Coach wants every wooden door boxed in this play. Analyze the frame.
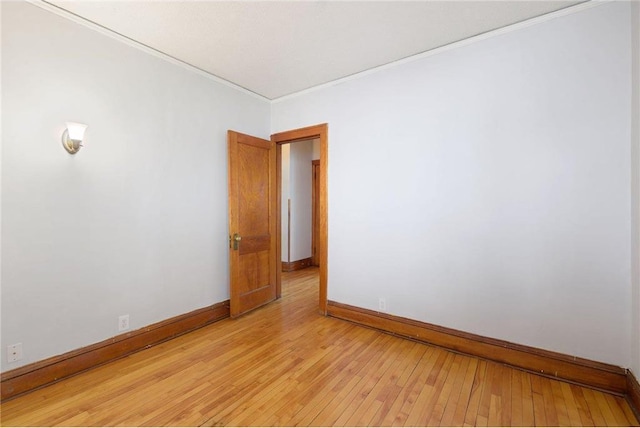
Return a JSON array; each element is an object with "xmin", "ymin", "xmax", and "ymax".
[
  {"xmin": 228, "ymin": 130, "xmax": 277, "ymax": 317},
  {"xmin": 311, "ymin": 159, "xmax": 320, "ymax": 267}
]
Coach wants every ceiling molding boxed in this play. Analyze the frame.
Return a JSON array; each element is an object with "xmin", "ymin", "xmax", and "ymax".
[
  {"xmin": 25, "ymin": 0, "xmax": 606, "ymax": 104},
  {"xmin": 27, "ymin": 0, "xmax": 271, "ymax": 103},
  {"xmin": 272, "ymin": 0, "xmax": 607, "ymax": 104}
]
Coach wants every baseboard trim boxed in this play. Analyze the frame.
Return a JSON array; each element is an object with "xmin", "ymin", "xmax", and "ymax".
[
  {"xmin": 326, "ymin": 300, "xmax": 627, "ymax": 395},
  {"xmin": 627, "ymin": 370, "xmax": 640, "ymax": 422},
  {"xmin": 282, "ymin": 257, "xmax": 313, "ymax": 272},
  {"xmin": 1, "ymin": 300, "xmax": 230, "ymax": 401}
]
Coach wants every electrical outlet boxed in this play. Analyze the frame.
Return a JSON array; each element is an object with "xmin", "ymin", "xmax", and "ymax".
[
  {"xmin": 378, "ymin": 298, "xmax": 386, "ymax": 312},
  {"xmin": 7, "ymin": 343, "xmax": 23, "ymax": 363},
  {"xmin": 118, "ymin": 314, "xmax": 130, "ymax": 332}
]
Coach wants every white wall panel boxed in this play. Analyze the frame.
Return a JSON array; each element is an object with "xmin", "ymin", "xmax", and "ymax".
[
  {"xmin": 273, "ymin": 2, "xmax": 632, "ymax": 366},
  {"xmin": 1, "ymin": 1, "xmax": 270, "ymax": 371}
]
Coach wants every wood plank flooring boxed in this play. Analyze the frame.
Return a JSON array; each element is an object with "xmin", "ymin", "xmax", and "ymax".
[{"xmin": 1, "ymin": 267, "xmax": 638, "ymax": 426}]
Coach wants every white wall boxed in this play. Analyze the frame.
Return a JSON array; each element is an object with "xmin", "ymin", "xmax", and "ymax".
[
  {"xmin": 2, "ymin": 0, "xmax": 636, "ymax": 374},
  {"xmin": 281, "ymin": 139, "xmax": 314, "ymax": 262},
  {"xmin": 631, "ymin": 0, "xmax": 640, "ymax": 378},
  {"xmin": 0, "ymin": 1, "xmax": 270, "ymax": 371},
  {"xmin": 0, "ymin": 0, "xmax": 4, "ymax": 348},
  {"xmin": 281, "ymin": 144, "xmax": 291, "ymax": 260},
  {"xmin": 289, "ymin": 140, "xmax": 314, "ymax": 262},
  {"xmin": 273, "ymin": 2, "xmax": 632, "ymax": 366}
]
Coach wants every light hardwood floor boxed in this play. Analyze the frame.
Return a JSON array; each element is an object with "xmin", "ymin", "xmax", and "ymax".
[{"xmin": 1, "ymin": 268, "xmax": 638, "ymax": 426}]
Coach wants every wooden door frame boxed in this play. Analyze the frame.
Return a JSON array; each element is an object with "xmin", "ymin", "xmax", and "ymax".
[{"xmin": 272, "ymin": 124, "xmax": 328, "ymax": 314}]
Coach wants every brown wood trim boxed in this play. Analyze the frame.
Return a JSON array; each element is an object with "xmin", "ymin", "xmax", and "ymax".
[
  {"xmin": 326, "ymin": 300, "xmax": 627, "ymax": 394},
  {"xmin": 318, "ymin": 126, "xmax": 328, "ymax": 315},
  {"xmin": 271, "ymin": 124, "xmax": 323, "ymax": 143},
  {"xmin": 628, "ymin": 370, "xmax": 640, "ymax": 422},
  {"xmin": 1, "ymin": 300, "xmax": 230, "ymax": 401},
  {"xmin": 275, "ymin": 145, "xmax": 282, "ymax": 298},
  {"xmin": 227, "ymin": 130, "xmax": 240, "ymax": 316},
  {"xmin": 282, "ymin": 257, "xmax": 313, "ymax": 272},
  {"xmin": 272, "ymin": 123, "xmax": 328, "ymax": 315}
]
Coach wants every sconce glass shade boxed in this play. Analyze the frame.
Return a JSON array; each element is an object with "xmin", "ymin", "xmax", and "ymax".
[
  {"xmin": 62, "ymin": 122, "xmax": 87, "ymax": 154},
  {"xmin": 66, "ymin": 122, "xmax": 87, "ymax": 140}
]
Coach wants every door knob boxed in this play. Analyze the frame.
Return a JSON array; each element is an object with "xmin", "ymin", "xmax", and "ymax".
[{"xmin": 232, "ymin": 233, "xmax": 242, "ymax": 250}]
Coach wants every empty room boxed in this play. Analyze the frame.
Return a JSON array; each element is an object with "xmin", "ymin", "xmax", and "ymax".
[{"xmin": 1, "ymin": 0, "xmax": 639, "ymax": 426}]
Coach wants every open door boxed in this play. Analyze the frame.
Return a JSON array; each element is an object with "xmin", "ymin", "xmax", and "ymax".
[{"xmin": 228, "ymin": 130, "xmax": 277, "ymax": 317}]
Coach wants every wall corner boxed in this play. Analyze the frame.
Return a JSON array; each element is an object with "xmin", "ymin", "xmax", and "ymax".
[{"xmin": 631, "ymin": 0, "xmax": 640, "ymax": 378}]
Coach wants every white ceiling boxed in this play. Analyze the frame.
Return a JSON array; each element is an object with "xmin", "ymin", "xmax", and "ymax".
[{"xmin": 47, "ymin": 1, "xmax": 583, "ymax": 100}]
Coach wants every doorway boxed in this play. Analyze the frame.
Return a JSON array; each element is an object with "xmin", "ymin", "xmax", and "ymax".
[{"xmin": 272, "ymin": 124, "xmax": 328, "ymax": 314}]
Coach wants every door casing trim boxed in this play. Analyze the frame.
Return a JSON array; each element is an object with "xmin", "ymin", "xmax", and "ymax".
[{"xmin": 272, "ymin": 124, "xmax": 328, "ymax": 314}]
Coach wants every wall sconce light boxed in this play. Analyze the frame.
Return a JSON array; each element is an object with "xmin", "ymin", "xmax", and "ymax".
[{"xmin": 61, "ymin": 122, "xmax": 88, "ymax": 154}]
